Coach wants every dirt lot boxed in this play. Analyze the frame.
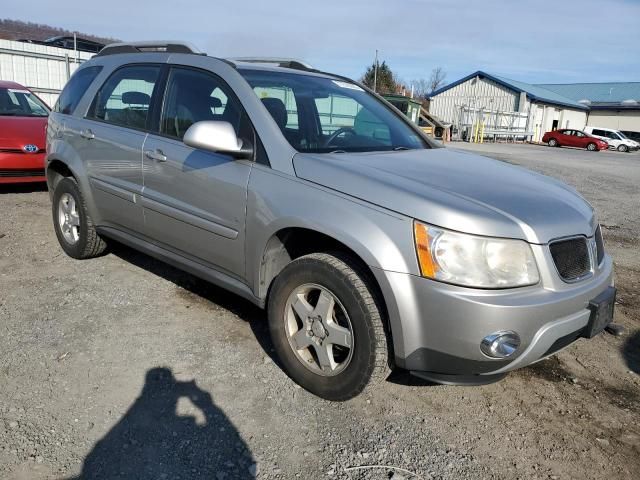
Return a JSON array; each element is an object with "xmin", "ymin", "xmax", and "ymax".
[{"xmin": 1, "ymin": 142, "xmax": 639, "ymax": 480}]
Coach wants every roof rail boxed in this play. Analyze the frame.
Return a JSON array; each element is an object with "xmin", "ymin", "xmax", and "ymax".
[
  {"xmin": 96, "ymin": 41, "xmax": 204, "ymax": 57},
  {"xmin": 228, "ymin": 57, "xmax": 314, "ymax": 70}
]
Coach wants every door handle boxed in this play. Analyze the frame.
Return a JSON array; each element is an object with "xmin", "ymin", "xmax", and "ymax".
[
  {"xmin": 144, "ymin": 149, "xmax": 167, "ymax": 162},
  {"xmin": 80, "ymin": 128, "xmax": 95, "ymax": 140}
]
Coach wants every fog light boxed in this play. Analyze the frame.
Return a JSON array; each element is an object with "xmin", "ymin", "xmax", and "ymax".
[{"xmin": 480, "ymin": 331, "xmax": 520, "ymax": 358}]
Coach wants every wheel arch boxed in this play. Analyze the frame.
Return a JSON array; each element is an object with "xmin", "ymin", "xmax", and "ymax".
[
  {"xmin": 46, "ymin": 158, "xmax": 76, "ymax": 192},
  {"xmin": 259, "ymin": 226, "xmax": 397, "ymax": 365},
  {"xmin": 259, "ymin": 227, "xmax": 385, "ymax": 303}
]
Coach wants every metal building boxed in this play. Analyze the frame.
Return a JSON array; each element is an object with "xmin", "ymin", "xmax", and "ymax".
[
  {"xmin": 538, "ymin": 82, "xmax": 640, "ymax": 132},
  {"xmin": 0, "ymin": 39, "xmax": 92, "ymax": 107},
  {"xmin": 428, "ymin": 71, "xmax": 590, "ymax": 142}
]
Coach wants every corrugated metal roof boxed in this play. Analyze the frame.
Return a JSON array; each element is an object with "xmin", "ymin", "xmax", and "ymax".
[
  {"xmin": 535, "ymin": 82, "xmax": 640, "ymax": 106},
  {"xmin": 428, "ymin": 71, "xmax": 588, "ymax": 110},
  {"xmin": 491, "ymin": 74, "xmax": 588, "ymax": 110}
]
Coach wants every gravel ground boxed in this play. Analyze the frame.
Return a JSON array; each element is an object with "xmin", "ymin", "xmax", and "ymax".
[{"xmin": 1, "ymin": 142, "xmax": 639, "ymax": 480}]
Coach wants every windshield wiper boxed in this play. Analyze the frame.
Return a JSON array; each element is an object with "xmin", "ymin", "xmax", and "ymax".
[
  {"xmin": 329, "ymin": 150, "xmax": 347, "ymax": 154},
  {"xmin": 393, "ymin": 146, "xmax": 410, "ymax": 151}
]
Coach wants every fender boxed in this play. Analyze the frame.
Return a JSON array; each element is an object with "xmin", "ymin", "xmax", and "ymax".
[{"xmin": 245, "ymin": 165, "xmax": 419, "ymax": 360}]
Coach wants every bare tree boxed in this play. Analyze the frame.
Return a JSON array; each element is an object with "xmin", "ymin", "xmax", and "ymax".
[
  {"xmin": 428, "ymin": 67, "xmax": 447, "ymax": 94},
  {"xmin": 410, "ymin": 78, "xmax": 431, "ymax": 99},
  {"xmin": 409, "ymin": 68, "xmax": 447, "ymax": 100}
]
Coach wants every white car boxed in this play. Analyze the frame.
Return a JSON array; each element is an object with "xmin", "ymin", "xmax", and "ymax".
[{"xmin": 584, "ymin": 126, "xmax": 639, "ymax": 152}]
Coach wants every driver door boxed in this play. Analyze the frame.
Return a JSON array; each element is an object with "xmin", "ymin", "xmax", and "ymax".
[
  {"xmin": 573, "ymin": 130, "xmax": 588, "ymax": 148},
  {"xmin": 141, "ymin": 66, "xmax": 254, "ymax": 279}
]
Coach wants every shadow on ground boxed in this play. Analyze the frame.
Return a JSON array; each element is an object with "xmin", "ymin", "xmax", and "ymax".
[
  {"xmin": 0, "ymin": 183, "xmax": 48, "ymax": 194},
  {"xmin": 109, "ymin": 243, "xmax": 279, "ymax": 366},
  {"xmin": 623, "ymin": 330, "xmax": 640, "ymax": 374},
  {"xmin": 69, "ymin": 367, "xmax": 254, "ymax": 480}
]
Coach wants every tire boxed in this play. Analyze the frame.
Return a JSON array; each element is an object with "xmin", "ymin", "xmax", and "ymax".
[
  {"xmin": 267, "ymin": 252, "xmax": 390, "ymax": 401},
  {"xmin": 587, "ymin": 142, "xmax": 597, "ymax": 151},
  {"xmin": 548, "ymin": 138, "xmax": 558, "ymax": 147},
  {"xmin": 617, "ymin": 144, "xmax": 629, "ymax": 153},
  {"xmin": 52, "ymin": 177, "xmax": 107, "ymax": 259}
]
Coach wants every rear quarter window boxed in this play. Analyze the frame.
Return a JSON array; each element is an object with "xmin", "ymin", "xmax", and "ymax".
[{"xmin": 54, "ymin": 66, "xmax": 103, "ymax": 115}]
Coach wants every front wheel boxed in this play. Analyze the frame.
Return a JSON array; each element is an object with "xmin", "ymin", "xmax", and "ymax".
[
  {"xmin": 548, "ymin": 138, "xmax": 558, "ymax": 147},
  {"xmin": 267, "ymin": 252, "xmax": 390, "ymax": 401},
  {"xmin": 617, "ymin": 144, "xmax": 629, "ymax": 153}
]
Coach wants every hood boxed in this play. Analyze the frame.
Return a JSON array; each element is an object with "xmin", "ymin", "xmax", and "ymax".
[
  {"xmin": 0, "ymin": 116, "xmax": 47, "ymax": 149},
  {"xmin": 293, "ymin": 148, "xmax": 596, "ymax": 244}
]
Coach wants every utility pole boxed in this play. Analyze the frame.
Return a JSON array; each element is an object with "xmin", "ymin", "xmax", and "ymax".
[
  {"xmin": 373, "ymin": 49, "xmax": 378, "ymax": 93},
  {"xmin": 73, "ymin": 32, "xmax": 79, "ymax": 66}
]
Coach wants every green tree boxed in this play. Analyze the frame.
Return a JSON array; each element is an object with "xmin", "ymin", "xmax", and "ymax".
[{"xmin": 361, "ymin": 60, "xmax": 398, "ymax": 94}]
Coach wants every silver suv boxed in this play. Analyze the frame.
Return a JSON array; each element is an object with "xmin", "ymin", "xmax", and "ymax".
[{"xmin": 46, "ymin": 42, "xmax": 615, "ymax": 400}]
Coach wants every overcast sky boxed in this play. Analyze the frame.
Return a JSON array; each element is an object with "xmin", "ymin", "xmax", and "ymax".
[{"xmin": 4, "ymin": 0, "xmax": 640, "ymax": 86}]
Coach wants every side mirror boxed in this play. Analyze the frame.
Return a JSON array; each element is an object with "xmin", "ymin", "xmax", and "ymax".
[{"xmin": 183, "ymin": 121, "xmax": 253, "ymax": 159}]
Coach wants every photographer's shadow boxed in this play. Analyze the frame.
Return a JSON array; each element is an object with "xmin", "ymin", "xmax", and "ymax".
[{"xmin": 73, "ymin": 367, "xmax": 254, "ymax": 479}]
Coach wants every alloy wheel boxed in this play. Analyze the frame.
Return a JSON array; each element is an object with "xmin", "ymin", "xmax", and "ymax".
[
  {"xmin": 284, "ymin": 283, "xmax": 354, "ymax": 376},
  {"xmin": 58, "ymin": 193, "xmax": 80, "ymax": 244}
]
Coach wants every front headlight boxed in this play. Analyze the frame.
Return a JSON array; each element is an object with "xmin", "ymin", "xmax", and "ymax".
[{"xmin": 414, "ymin": 221, "xmax": 540, "ymax": 288}]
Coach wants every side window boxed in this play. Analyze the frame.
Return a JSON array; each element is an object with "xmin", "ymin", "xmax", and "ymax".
[
  {"xmin": 89, "ymin": 65, "xmax": 161, "ymax": 130},
  {"xmin": 315, "ymin": 94, "xmax": 391, "ymax": 145},
  {"xmin": 54, "ymin": 66, "xmax": 103, "ymax": 115},
  {"xmin": 253, "ymin": 85, "xmax": 300, "ymax": 131},
  {"xmin": 575, "ymin": 131, "xmax": 585, "ymax": 137},
  {"xmin": 315, "ymin": 94, "xmax": 359, "ymax": 135},
  {"xmin": 592, "ymin": 129, "xmax": 605, "ymax": 136},
  {"xmin": 160, "ymin": 67, "xmax": 253, "ymax": 144}
]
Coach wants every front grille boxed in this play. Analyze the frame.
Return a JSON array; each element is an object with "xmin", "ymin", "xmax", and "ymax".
[
  {"xmin": 549, "ymin": 237, "xmax": 591, "ymax": 281},
  {"xmin": 0, "ymin": 168, "xmax": 45, "ymax": 177},
  {"xmin": 595, "ymin": 225, "xmax": 605, "ymax": 265},
  {"xmin": 0, "ymin": 148, "xmax": 45, "ymax": 154}
]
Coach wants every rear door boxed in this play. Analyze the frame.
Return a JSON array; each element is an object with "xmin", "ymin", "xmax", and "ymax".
[
  {"xmin": 77, "ymin": 64, "xmax": 163, "ymax": 233},
  {"xmin": 557, "ymin": 129, "xmax": 574, "ymax": 146},
  {"xmin": 140, "ymin": 66, "xmax": 254, "ymax": 279}
]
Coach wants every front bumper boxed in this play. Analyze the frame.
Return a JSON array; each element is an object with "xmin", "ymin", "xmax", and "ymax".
[
  {"xmin": 0, "ymin": 152, "xmax": 46, "ymax": 183},
  {"xmin": 372, "ymin": 251, "xmax": 614, "ymax": 381}
]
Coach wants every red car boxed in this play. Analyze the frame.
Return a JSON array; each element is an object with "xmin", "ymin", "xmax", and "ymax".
[
  {"xmin": 0, "ymin": 81, "xmax": 50, "ymax": 184},
  {"xmin": 542, "ymin": 129, "xmax": 608, "ymax": 151}
]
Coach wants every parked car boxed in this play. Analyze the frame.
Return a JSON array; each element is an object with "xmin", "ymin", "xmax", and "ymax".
[
  {"xmin": 583, "ymin": 126, "xmax": 640, "ymax": 152},
  {"xmin": 542, "ymin": 129, "xmax": 608, "ymax": 151},
  {"xmin": 46, "ymin": 42, "xmax": 615, "ymax": 400},
  {"xmin": 0, "ymin": 81, "xmax": 49, "ymax": 183},
  {"xmin": 621, "ymin": 130, "xmax": 640, "ymax": 144}
]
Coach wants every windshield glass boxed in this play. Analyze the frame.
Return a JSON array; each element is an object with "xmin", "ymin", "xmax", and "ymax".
[
  {"xmin": 617, "ymin": 131, "xmax": 628, "ymax": 139},
  {"xmin": 0, "ymin": 87, "xmax": 49, "ymax": 117},
  {"xmin": 239, "ymin": 69, "xmax": 428, "ymax": 153}
]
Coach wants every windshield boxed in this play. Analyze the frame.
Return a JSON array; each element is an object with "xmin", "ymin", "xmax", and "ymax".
[
  {"xmin": 239, "ymin": 69, "xmax": 428, "ymax": 153},
  {"xmin": 617, "ymin": 131, "xmax": 628, "ymax": 139},
  {"xmin": 0, "ymin": 88, "xmax": 49, "ymax": 117}
]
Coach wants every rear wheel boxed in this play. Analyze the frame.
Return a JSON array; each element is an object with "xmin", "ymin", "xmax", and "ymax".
[
  {"xmin": 52, "ymin": 177, "xmax": 107, "ymax": 259},
  {"xmin": 548, "ymin": 138, "xmax": 558, "ymax": 147},
  {"xmin": 617, "ymin": 144, "xmax": 629, "ymax": 153},
  {"xmin": 267, "ymin": 252, "xmax": 390, "ymax": 401},
  {"xmin": 587, "ymin": 142, "xmax": 597, "ymax": 151}
]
